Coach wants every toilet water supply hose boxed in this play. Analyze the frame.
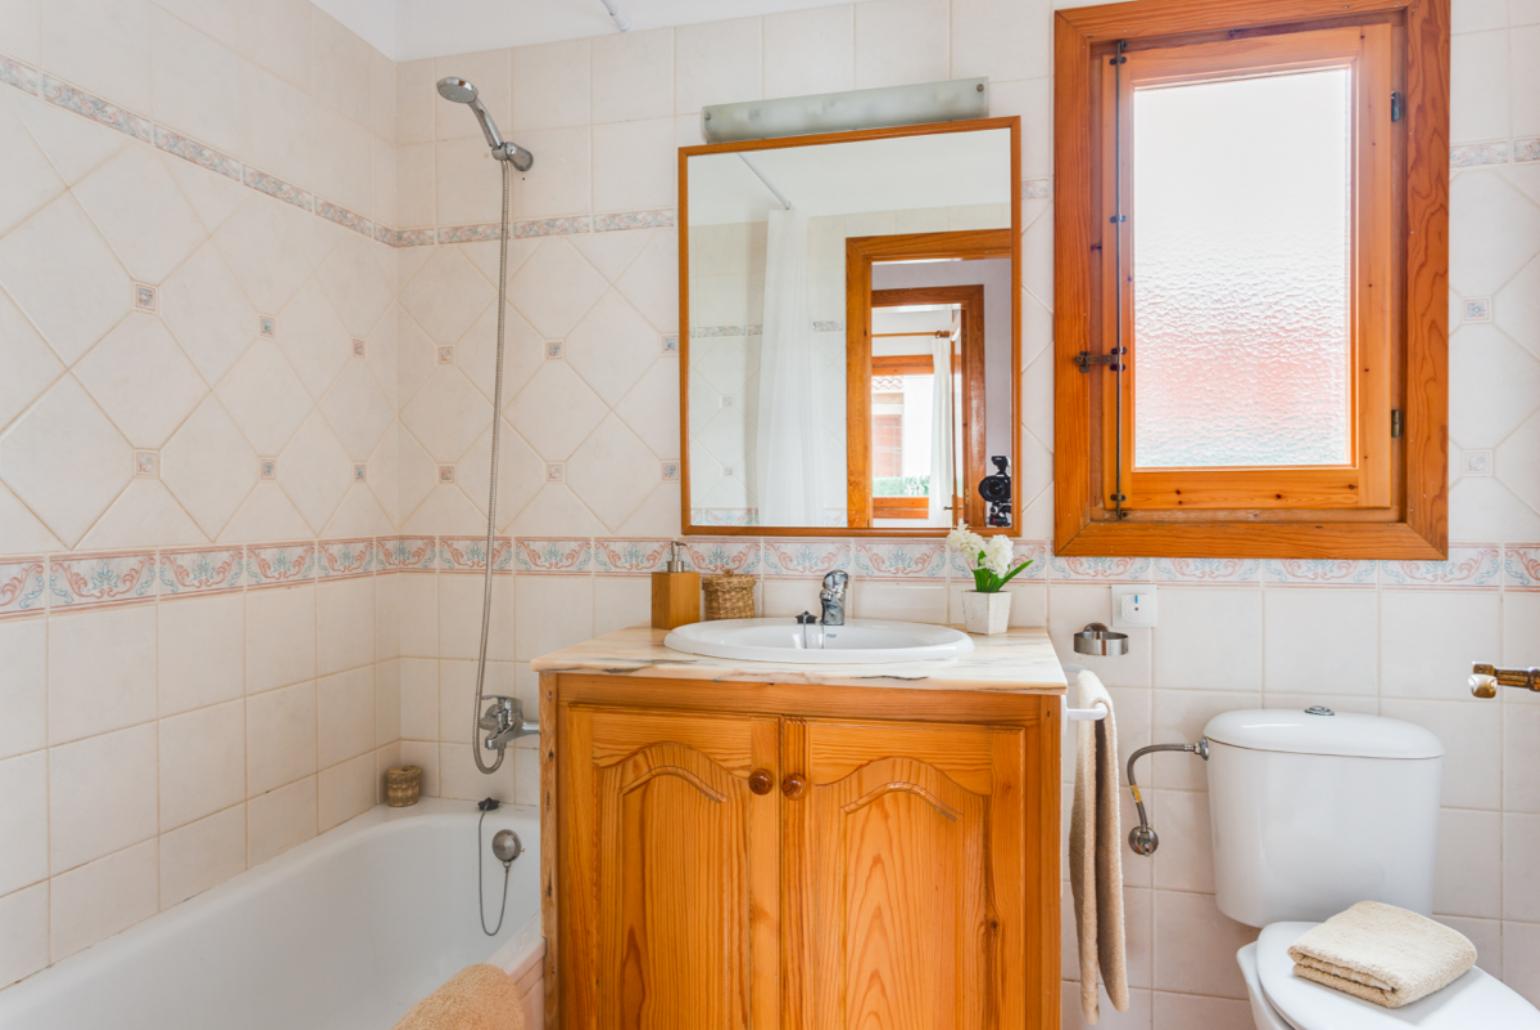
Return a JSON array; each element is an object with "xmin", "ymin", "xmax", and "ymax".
[{"xmin": 1123, "ymin": 739, "xmax": 1209, "ymax": 856}]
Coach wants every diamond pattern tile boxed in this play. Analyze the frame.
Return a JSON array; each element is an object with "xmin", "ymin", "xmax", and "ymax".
[
  {"xmin": 572, "ymin": 228, "xmax": 653, "ymax": 284},
  {"xmin": 317, "ymin": 230, "xmax": 394, "ymax": 337},
  {"xmin": 1451, "ymin": 325, "xmax": 1540, "ymax": 448},
  {"xmin": 74, "ymin": 313, "xmax": 206, "ymax": 448},
  {"xmin": 1450, "ymin": 171, "xmax": 1540, "ymax": 298},
  {"xmin": 319, "ymin": 360, "xmax": 393, "ymax": 459},
  {"xmin": 456, "ymin": 301, "xmax": 544, "ymax": 407},
  {"xmin": 9, "ymin": 88, "xmax": 126, "ymax": 185},
  {"xmin": 0, "ymin": 194, "xmax": 130, "ymax": 364},
  {"xmin": 401, "ymin": 247, "xmax": 493, "ymax": 345},
  {"xmin": 1498, "ymin": 412, "xmax": 1540, "ymax": 516},
  {"xmin": 159, "ymin": 242, "xmax": 257, "ymax": 383},
  {"xmin": 1495, "ymin": 254, "xmax": 1540, "ymax": 361},
  {"xmin": 400, "ymin": 365, "xmax": 491, "ymax": 462},
  {"xmin": 278, "ymin": 412, "xmax": 354, "ymax": 532},
  {"xmin": 507, "ymin": 238, "xmax": 607, "ymax": 338},
  {"xmin": 566, "ymin": 414, "xmax": 659, "ymax": 531},
  {"xmin": 212, "ymin": 196, "xmax": 327, "ymax": 313},
  {"xmin": 0, "ymin": 481, "xmax": 63, "ymax": 553},
  {"xmin": 72, "ymin": 147, "xmax": 204, "ymax": 283},
  {"xmin": 160, "ymin": 396, "xmax": 258, "ymax": 537},
  {"xmin": 278, "ymin": 282, "xmax": 352, "ymax": 398},
  {"xmin": 456, "ymin": 419, "xmax": 544, "ymax": 530},
  {"xmin": 213, "ymin": 341, "xmax": 311, "ymax": 454},
  {"xmin": 0, "ymin": 94, "xmax": 64, "ymax": 236},
  {"xmin": 615, "ymin": 231, "xmax": 677, "ymax": 333},
  {"xmin": 80, "ymin": 479, "xmax": 206, "ymax": 550},
  {"xmin": 613, "ymin": 356, "xmax": 678, "ymax": 459},
  {"xmin": 0, "ymin": 289, "xmax": 63, "ymax": 431},
  {"xmin": 565, "ymin": 291, "xmax": 661, "ymax": 405},
  {"xmin": 0, "ymin": 376, "xmax": 131, "ymax": 545},
  {"xmin": 509, "ymin": 361, "xmax": 606, "ymax": 461}
]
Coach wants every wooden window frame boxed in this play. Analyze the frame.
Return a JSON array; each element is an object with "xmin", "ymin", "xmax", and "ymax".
[{"xmin": 1053, "ymin": 0, "xmax": 1449, "ymax": 559}]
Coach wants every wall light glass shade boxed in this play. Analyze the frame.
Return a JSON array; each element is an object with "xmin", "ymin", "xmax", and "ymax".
[{"xmin": 702, "ymin": 78, "xmax": 990, "ymax": 143}]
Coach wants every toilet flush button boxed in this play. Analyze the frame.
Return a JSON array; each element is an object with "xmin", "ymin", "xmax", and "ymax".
[{"xmin": 1112, "ymin": 584, "xmax": 1157, "ymax": 628}]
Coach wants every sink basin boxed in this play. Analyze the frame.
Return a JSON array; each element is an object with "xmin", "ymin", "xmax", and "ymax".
[{"xmin": 663, "ymin": 617, "xmax": 975, "ymax": 664}]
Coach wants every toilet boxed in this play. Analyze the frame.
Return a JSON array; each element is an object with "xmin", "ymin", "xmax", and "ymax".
[{"xmin": 1202, "ymin": 709, "xmax": 1540, "ymax": 1029}]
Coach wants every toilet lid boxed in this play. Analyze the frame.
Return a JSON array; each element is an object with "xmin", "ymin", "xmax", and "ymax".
[{"xmin": 1257, "ymin": 922, "xmax": 1540, "ymax": 1030}]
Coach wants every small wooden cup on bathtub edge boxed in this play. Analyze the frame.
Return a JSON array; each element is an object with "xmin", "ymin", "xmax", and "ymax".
[{"xmin": 385, "ymin": 764, "xmax": 422, "ymax": 807}]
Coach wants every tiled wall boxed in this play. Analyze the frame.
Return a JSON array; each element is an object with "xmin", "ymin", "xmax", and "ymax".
[
  {"xmin": 0, "ymin": 0, "xmax": 405, "ymax": 986},
  {"xmin": 3, "ymin": 0, "xmax": 1538, "ymax": 1020},
  {"xmin": 399, "ymin": 2, "xmax": 1540, "ymax": 1026}
]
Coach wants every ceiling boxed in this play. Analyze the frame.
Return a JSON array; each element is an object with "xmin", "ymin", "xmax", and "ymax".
[{"xmin": 313, "ymin": 0, "xmax": 876, "ymax": 62}]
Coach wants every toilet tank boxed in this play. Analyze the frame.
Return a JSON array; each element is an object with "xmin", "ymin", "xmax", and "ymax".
[{"xmin": 1203, "ymin": 709, "xmax": 1443, "ymax": 928}]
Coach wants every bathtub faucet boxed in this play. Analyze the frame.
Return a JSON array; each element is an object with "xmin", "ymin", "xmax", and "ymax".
[{"xmin": 479, "ymin": 695, "xmax": 538, "ymax": 753}]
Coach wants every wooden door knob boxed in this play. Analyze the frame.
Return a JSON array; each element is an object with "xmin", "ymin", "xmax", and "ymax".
[
  {"xmin": 748, "ymin": 769, "xmax": 774, "ymax": 795},
  {"xmin": 782, "ymin": 773, "xmax": 806, "ymax": 799}
]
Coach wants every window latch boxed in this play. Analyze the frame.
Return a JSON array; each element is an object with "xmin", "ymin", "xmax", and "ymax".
[
  {"xmin": 1391, "ymin": 409, "xmax": 1404, "ymax": 438},
  {"xmin": 1390, "ymin": 91, "xmax": 1404, "ymax": 122},
  {"xmin": 1075, "ymin": 348, "xmax": 1126, "ymax": 373}
]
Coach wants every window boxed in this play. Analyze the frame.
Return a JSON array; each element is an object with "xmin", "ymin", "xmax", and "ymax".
[{"xmin": 1053, "ymin": 0, "xmax": 1449, "ymax": 559}]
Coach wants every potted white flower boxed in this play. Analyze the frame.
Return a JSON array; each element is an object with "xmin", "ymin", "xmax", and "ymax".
[{"xmin": 946, "ymin": 523, "xmax": 1033, "ymax": 635}]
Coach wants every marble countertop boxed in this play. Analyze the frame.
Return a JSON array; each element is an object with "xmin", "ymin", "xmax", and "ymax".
[{"xmin": 531, "ymin": 625, "xmax": 1067, "ymax": 694}]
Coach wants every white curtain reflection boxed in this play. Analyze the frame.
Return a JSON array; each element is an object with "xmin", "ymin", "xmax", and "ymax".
[
  {"xmin": 752, "ymin": 208, "xmax": 822, "ymax": 525},
  {"xmin": 927, "ymin": 335, "xmax": 954, "ymax": 525}
]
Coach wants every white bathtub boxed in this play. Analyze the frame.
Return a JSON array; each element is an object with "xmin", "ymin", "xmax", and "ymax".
[{"xmin": 0, "ymin": 799, "xmax": 543, "ymax": 1030}]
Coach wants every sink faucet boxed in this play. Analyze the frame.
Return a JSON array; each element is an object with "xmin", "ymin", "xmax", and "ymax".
[
  {"xmin": 478, "ymin": 695, "xmax": 538, "ymax": 752},
  {"xmin": 820, "ymin": 570, "xmax": 849, "ymax": 626}
]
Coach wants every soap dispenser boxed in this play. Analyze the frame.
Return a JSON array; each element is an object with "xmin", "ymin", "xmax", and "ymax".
[{"xmin": 651, "ymin": 542, "xmax": 700, "ymax": 630}]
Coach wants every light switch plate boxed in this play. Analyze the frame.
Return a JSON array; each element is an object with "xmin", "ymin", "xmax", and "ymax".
[{"xmin": 1111, "ymin": 584, "xmax": 1157, "ymax": 628}]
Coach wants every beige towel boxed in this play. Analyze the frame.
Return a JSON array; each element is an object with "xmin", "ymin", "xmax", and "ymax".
[
  {"xmin": 1288, "ymin": 900, "xmax": 1477, "ymax": 1008},
  {"xmin": 1068, "ymin": 668, "xmax": 1129, "ymax": 1023},
  {"xmin": 394, "ymin": 964, "xmax": 527, "ymax": 1030}
]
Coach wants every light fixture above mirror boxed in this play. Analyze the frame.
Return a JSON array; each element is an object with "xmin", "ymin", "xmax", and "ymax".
[{"xmin": 678, "ymin": 116, "xmax": 1022, "ymax": 536}]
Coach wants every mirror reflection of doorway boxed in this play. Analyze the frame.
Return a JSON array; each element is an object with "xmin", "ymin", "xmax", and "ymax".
[
  {"xmin": 846, "ymin": 229, "xmax": 1013, "ymax": 530},
  {"xmin": 867, "ymin": 286, "xmax": 984, "ymax": 527}
]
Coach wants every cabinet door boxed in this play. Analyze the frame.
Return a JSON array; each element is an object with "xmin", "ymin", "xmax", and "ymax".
[
  {"xmin": 558, "ymin": 705, "xmax": 780, "ymax": 1029},
  {"xmin": 782, "ymin": 719, "xmax": 1029, "ymax": 1030}
]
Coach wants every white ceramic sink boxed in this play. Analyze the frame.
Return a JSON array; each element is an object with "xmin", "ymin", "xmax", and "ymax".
[{"xmin": 663, "ymin": 617, "xmax": 974, "ymax": 664}]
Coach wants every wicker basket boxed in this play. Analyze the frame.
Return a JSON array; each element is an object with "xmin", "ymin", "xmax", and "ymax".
[
  {"xmin": 385, "ymin": 764, "xmax": 422, "ymax": 807},
  {"xmin": 702, "ymin": 570, "xmax": 756, "ymax": 620}
]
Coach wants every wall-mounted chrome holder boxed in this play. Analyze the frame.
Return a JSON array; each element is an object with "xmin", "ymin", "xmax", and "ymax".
[
  {"xmin": 1469, "ymin": 662, "xmax": 1540, "ymax": 698},
  {"xmin": 1124, "ymin": 738, "xmax": 1209, "ymax": 856},
  {"xmin": 1073, "ymin": 622, "xmax": 1129, "ymax": 656}
]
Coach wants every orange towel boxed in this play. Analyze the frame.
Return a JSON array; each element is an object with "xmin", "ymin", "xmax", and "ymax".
[{"xmin": 393, "ymin": 964, "xmax": 526, "ymax": 1030}]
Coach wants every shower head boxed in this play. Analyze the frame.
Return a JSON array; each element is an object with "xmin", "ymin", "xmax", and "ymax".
[{"xmin": 436, "ymin": 76, "xmax": 534, "ymax": 172}]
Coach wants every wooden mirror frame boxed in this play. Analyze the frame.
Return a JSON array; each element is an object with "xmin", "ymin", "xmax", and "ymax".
[{"xmin": 677, "ymin": 116, "xmax": 1023, "ymax": 537}]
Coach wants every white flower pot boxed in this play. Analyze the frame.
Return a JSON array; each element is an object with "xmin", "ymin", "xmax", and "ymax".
[{"xmin": 962, "ymin": 590, "xmax": 1011, "ymax": 635}]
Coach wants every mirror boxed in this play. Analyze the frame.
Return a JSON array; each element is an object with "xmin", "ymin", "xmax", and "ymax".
[{"xmin": 679, "ymin": 117, "xmax": 1020, "ymax": 535}]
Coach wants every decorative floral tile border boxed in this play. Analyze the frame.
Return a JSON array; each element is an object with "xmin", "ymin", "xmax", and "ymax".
[
  {"xmin": 683, "ymin": 539, "xmax": 761, "ymax": 575},
  {"xmin": 0, "ymin": 558, "xmax": 47, "ymax": 617},
  {"xmin": 159, "ymin": 547, "xmax": 244, "ymax": 596},
  {"xmin": 1262, "ymin": 558, "xmax": 1378, "ymax": 586},
  {"xmin": 48, "ymin": 552, "xmax": 157, "ymax": 609},
  {"xmin": 441, "ymin": 536, "xmax": 514, "ymax": 572},
  {"xmin": 593, "ymin": 538, "xmax": 673, "ymax": 575},
  {"xmin": 1502, "ymin": 545, "xmax": 1540, "ymax": 590},
  {"xmin": 1049, "ymin": 555, "xmax": 1153, "ymax": 582},
  {"xmin": 318, "ymin": 539, "xmax": 378, "ymax": 579},
  {"xmin": 379, "ymin": 536, "xmax": 437, "ymax": 571},
  {"xmin": 853, "ymin": 540, "xmax": 947, "ymax": 580},
  {"xmin": 1380, "ymin": 545, "xmax": 1501, "ymax": 589},
  {"xmin": 247, "ymin": 542, "xmax": 318, "ymax": 587},
  {"xmin": 763, "ymin": 540, "xmax": 853, "ymax": 578},
  {"xmin": 1151, "ymin": 558, "xmax": 1261, "ymax": 584},
  {"xmin": 514, "ymin": 538, "xmax": 592, "ymax": 573}
]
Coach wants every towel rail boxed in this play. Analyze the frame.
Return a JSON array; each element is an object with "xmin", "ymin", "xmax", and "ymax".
[{"xmin": 1066, "ymin": 707, "xmax": 1108, "ymax": 722}]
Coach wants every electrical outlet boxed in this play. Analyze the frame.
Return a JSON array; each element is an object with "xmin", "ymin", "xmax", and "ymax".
[{"xmin": 1111, "ymin": 584, "xmax": 1157, "ymax": 628}]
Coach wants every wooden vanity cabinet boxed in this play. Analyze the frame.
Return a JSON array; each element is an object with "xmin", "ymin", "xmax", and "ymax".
[{"xmin": 541, "ymin": 673, "xmax": 1060, "ymax": 1030}]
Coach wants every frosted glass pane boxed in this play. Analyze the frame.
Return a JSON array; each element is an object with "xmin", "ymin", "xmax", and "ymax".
[{"xmin": 1132, "ymin": 69, "xmax": 1351, "ymax": 469}]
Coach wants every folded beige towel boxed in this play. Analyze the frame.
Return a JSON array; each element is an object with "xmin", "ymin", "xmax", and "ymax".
[
  {"xmin": 1069, "ymin": 668, "xmax": 1129, "ymax": 1024},
  {"xmin": 1288, "ymin": 900, "xmax": 1477, "ymax": 1008},
  {"xmin": 394, "ymin": 964, "xmax": 527, "ymax": 1030}
]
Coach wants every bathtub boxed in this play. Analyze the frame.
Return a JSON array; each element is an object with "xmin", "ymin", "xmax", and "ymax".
[{"xmin": 0, "ymin": 799, "xmax": 543, "ymax": 1030}]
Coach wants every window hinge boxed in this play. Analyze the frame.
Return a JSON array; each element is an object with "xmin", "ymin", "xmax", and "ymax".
[
  {"xmin": 1390, "ymin": 91, "xmax": 1404, "ymax": 122},
  {"xmin": 1075, "ymin": 348, "xmax": 1126, "ymax": 373},
  {"xmin": 1391, "ymin": 409, "xmax": 1404, "ymax": 438}
]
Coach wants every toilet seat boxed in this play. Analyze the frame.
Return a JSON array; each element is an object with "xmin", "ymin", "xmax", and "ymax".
[{"xmin": 1247, "ymin": 921, "xmax": 1540, "ymax": 1029}]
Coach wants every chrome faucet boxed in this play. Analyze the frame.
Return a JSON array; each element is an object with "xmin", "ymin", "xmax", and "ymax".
[
  {"xmin": 478, "ymin": 695, "xmax": 538, "ymax": 753},
  {"xmin": 819, "ymin": 570, "xmax": 849, "ymax": 626}
]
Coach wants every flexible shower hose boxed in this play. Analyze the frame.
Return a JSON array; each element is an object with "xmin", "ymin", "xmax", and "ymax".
[{"xmin": 471, "ymin": 158, "xmax": 513, "ymax": 775}]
